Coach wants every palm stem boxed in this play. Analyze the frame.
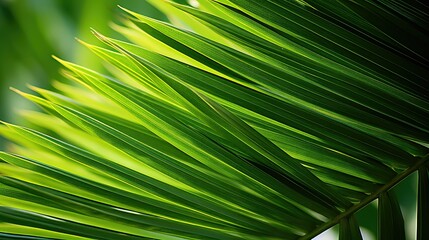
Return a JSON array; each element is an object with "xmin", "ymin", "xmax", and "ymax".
[{"xmin": 300, "ymin": 153, "xmax": 429, "ymax": 240}]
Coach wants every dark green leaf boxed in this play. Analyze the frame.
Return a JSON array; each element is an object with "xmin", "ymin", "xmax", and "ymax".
[
  {"xmin": 418, "ymin": 165, "xmax": 429, "ymax": 240},
  {"xmin": 378, "ymin": 191, "xmax": 405, "ymax": 240}
]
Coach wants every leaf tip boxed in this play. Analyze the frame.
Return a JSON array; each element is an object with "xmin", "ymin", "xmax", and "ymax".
[
  {"xmin": 75, "ymin": 38, "xmax": 91, "ymax": 48},
  {"xmin": 9, "ymin": 87, "xmax": 26, "ymax": 97},
  {"xmin": 27, "ymin": 84, "xmax": 42, "ymax": 93},
  {"xmin": 51, "ymin": 55, "xmax": 65, "ymax": 65}
]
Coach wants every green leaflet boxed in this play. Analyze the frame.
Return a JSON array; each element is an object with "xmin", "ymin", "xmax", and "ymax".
[
  {"xmin": 167, "ymin": 3, "xmax": 429, "ymax": 156},
  {"xmin": 0, "ymin": 222, "xmax": 90, "ymax": 240},
  {"xmin": 0, "ymin": 205, "xmax": 177, "ymax": 240},
  {"xmin": 0, "ymin": 152, "xmax": 270, "ymax": 239},
  {"xmin": 378, "ymin": 191, "xmax": 405, "ymax": 240},
  {"xmin": 418, "ymin": 165, "xmax": 429, "ymax": 240},
  {"xmin": 54, "ymin": 57, "xmax": 340, "ymax": 220},
  {"xmin": 117, "ymin": 10, "xmax": 420, "ymax": 170},
  {"xmin": 90, "ymin": 32, "xmax": 352, "ymax": 209},
  {"xmin": 0, "ymin": 177, "xmax": 250, "ymax": 240},
  {"xmin": 216, "ymin": 0, "xmax": 429, "ymax": 96},
  {"xmin": 79, "ymin": 40, "xmax": 399, "ymax": 183},
  {"xmin": 43, "ymin": 103, "xmax": 318, "ymax": 231},
  {"xmin": 1, "ymin": 122, "xmax": 296, "ymax": 235},
  {"xmin": 339, "ymin": 216, "xmax": 362, "ymax": 240}
]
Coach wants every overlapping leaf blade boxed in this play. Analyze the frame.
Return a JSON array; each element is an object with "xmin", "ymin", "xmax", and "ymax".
[
  {"xmin": 378, "ymin": 191, "xmax": 405, "ymax": 240},
  {"xmin": 339, "ymin": 216, "xmax": 362, "ymax": 240},
  {"xmin": 418, "ymin": 166, "xmax": 429, "ymax": 240}
]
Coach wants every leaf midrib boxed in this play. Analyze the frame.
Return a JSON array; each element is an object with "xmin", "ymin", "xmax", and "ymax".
[{"xmin": 300, "ymin": 153, "xmax": 429, "ymax": 240}]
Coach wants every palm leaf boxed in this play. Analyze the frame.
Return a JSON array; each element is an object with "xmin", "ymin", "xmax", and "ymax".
[{"xmin": 1, "ymin": 0, "xmax": 428, "ymax": 239}]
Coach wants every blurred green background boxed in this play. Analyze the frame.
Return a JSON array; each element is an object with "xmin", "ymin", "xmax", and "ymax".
[
  {"xmin": 0, "ymin": 1, "xmax": 418, "ymax": 239},
  {"xmin": 0, "ymin": 0, "xmax": 171, "ymax": 150}
]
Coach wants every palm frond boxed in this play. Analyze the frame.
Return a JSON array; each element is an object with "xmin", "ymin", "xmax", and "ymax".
[{"xmin": 1, "ymin": 0, "xmax": 428, "ymax": 239}]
